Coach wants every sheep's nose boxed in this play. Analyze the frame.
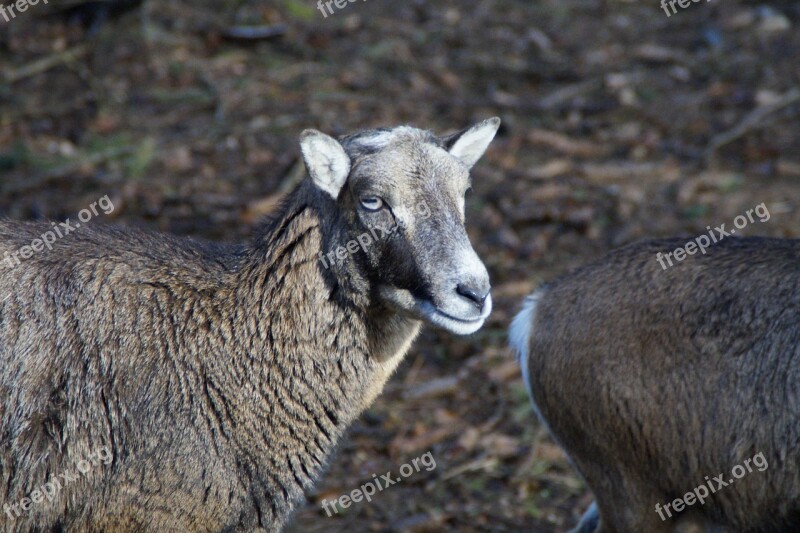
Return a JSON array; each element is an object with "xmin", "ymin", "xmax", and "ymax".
[{"xmin": 456, "ymin": 283, "xmax": 490, "ymax": 309}]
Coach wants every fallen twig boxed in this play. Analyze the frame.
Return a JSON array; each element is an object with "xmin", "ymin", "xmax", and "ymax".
[
  {"xmin": 2, "ymin": 45, "xmax": 89, "ymax": 84},
  {"xmin": 222, "ymin": 24, "xmax": 288, "ymax": 41},
  {"xmin": 706, "ymin": 87, "xmax": 800, "ymax": 158},
  {"xmin": 2, "ymin": 145, "xmax": 136, "ymax": 196}
]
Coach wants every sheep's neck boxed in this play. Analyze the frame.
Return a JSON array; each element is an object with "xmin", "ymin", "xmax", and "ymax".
[{"xmin": 226, "ymin": 193, "xmax": 419, "ymax": 526}]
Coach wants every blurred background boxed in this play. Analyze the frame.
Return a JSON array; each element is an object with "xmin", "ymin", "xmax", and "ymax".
[{"xmin": 1, "ymin": 0, "xmax": 799, "ymax": 531}]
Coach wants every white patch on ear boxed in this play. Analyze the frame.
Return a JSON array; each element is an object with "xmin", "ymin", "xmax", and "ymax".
[
  {"xmin": 447, "ymin": 117, "xmax": 501, "ymax": 168},
  {"xmin": 299, "ymin": 129, "xmax": 351, "ymax": 199}
]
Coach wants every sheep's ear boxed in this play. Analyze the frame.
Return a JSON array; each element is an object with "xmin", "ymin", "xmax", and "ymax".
[
  {"xmin": 443, "ymin": 117, "xmax": 501, "ymax": 168},
  {"xmin": 300, "ymin": 130, "xmax": 351, "ymax": 199}
]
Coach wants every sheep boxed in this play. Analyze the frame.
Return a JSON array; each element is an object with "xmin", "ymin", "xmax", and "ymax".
[
  {"xmin": 0, "ymin": 118, "xmax": 500, "ymax": 532},
  {"xmin": 510, "ymin": 236, "xmax": 800, "ymax": 532}
]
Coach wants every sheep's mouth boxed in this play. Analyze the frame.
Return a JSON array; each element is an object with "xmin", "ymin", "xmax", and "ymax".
[
  {"xmin": 377, "ymin": 286, "xmax": 492, "ymax": 335},
  {"xmin": 417, "ymin": 296, "xmax": 492, "ymax": 336}
]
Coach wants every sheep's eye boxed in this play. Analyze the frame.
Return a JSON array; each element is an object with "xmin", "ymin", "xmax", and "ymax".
[{"xmin": 359, "ymin": 197, "xmax": 384, "ymax": 211}]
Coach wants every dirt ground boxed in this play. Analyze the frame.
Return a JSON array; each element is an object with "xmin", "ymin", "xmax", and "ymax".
[{"xmin": 1, "ymin": 0, "xmax": 799, "ymax": 531}]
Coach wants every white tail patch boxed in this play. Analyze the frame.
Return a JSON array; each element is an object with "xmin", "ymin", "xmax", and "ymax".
[
  {"xmin": 510, "ymin": 289, "xmax": 560, "ymax": 436},
  {"xmin": 509, "ymin": 290, "xmax": 544, "ymax": 399}
]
